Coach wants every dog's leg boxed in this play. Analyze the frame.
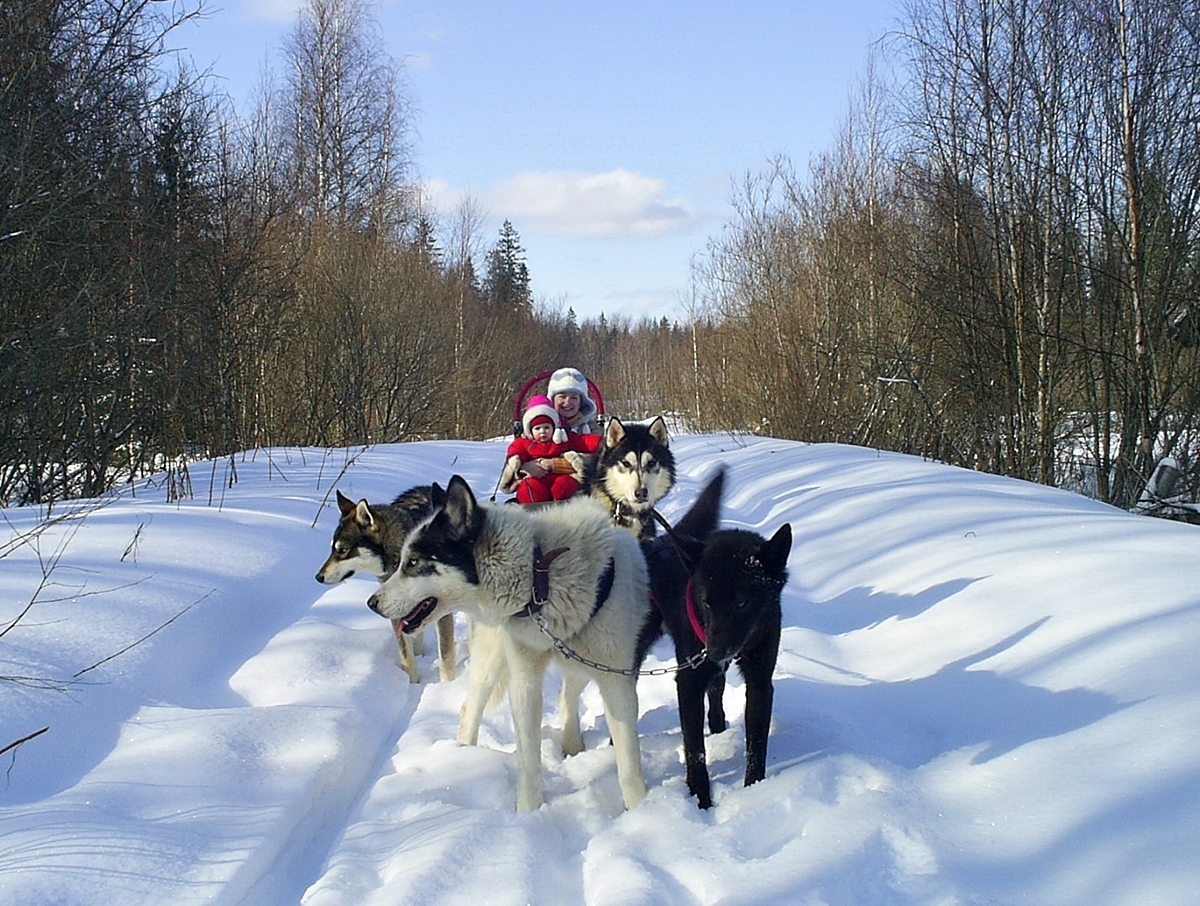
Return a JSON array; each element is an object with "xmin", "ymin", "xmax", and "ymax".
[
  {"xmin": 457, "ymin": 621, "xmax": 507, "ymax": 746},
  {"xmin": 594, "ymin": 673, "xmax": 647, "ymax": 810},
  {"xmin": 559, "ymin": 669, "xmax": 588, "ymax": 757},
  {"xmin": 506, "ymin": 638, "xmax": 550, "ymax": 811},
  {"xmin": 677, "ymin": 661, "xmax": 720, "ymax": 808},
  {"xmin": 436, "ymin": 613, "xmax": 457, "ymax": 682},
  {"xmin": 392, "ymin": 620, "xmax": 420, "ymax": 683},
  {"xmin": 706, "ymin": 669, "xmax": 727, "ymax": 734},
  {"xmin": 740, "ymin": 652, "xmax": 776, "ymax": 787}
]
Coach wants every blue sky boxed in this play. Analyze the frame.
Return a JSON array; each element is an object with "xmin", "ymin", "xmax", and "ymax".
[{"xmin": 174, "ymin": 0, "xmax": 899, "ymax": 321}]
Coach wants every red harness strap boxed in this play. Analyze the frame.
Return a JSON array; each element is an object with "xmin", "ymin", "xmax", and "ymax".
[{"xmin": 684, "ymin": 580, "xmax": 706, "ymax": 645}]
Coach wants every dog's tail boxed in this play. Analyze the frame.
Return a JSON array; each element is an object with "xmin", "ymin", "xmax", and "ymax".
[{"xmin": 672, "ymin": 466, "xmax": 726, "ymax": 541}]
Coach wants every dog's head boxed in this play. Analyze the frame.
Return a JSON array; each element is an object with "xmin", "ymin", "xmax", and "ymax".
[
  {"xmin": 692, "ymin": 524, "xmax": 791, "ymax": 665},
  {"xmin": 367, "ymin": 475, "xmax": 486, "ymax": 634},
  {"xmin": 315, "ymin": 490, "xmax": 389, "ymax": 583},
  {"xmin": 598, "ymin": 416, "xmax": 676, "ymax": 511}
]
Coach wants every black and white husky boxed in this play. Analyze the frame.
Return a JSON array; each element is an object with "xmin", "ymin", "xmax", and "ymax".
[
  {"xmin": 316, "ymin": 488, "xmax": 457, "ymax": 683},
  {"xmin": 368, "ymin": 475, "xmax": 654, "ymax": 812},
  {"xmin": 584, "ymin": 416, "xmax": 676, "ymax": 539},
  {"xmin": 640, "ymin": 469, "xmax": 792, "ymax": 808}
]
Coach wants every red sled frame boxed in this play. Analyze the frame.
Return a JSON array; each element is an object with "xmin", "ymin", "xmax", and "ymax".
[{"xmin": 510, "ymin": 370, "xmax": 606, "ymax": 438}]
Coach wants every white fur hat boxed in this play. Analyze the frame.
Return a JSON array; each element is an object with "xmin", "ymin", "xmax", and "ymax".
[
  {"xmin": 546, "ymin": 367, "xmax": 596, "ymax": 426},
  {"xmin": 547, "ymin": 367, "xmax": 589, "ymax": 401},
  {"xmin": 522, "ymin": 394, "xmax": 567, "ymax": 442}
]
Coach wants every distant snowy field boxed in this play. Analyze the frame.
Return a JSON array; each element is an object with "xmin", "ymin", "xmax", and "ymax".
[{"xmin": 2, "ymin": 435, "xmax": 1199, "ymax": 906}]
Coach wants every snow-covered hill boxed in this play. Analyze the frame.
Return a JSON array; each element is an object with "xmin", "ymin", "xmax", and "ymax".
[{"xmin": 2, "ymin": 436, "xmax": 1199, "ymax": 906}]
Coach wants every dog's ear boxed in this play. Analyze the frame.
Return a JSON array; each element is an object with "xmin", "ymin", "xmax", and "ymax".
[
  {"xmin": 648, "ymin": 415, "xmax": 669, "ymax": 446},
  {"xmin": 336, "ymin": 489, "xmax": 355, "ymax": 516},
  {"xmin": 429, "ymin": 482, "xmax": 446, "ymax": 510},
  {"xmin": 679, "ymin": 534, "xmax": 706, "ymax": 570},
  {"xmin": 354, "ymin": 499, "xmax": 376, "ymax": 529},
  {"xmin": 444, "ymin": 475, "xmax": 479, "ymax": 537},
  {"xmin": 758, "ymin": 524, "xmax": 792, "ymax": 577},
  {"xmin": 674, "ymin": 467, "xmax": 725, "ymax": 540},
  {"xmin": 447, "ymin": 475, "xmax": 473, "ymax": 498},
  {"xmin": 605, "ymin": 417, "xmax": 626, "ymax": 448}
]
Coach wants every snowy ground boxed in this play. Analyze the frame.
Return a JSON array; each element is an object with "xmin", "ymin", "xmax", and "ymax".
[{"xmin": 2, "ymin": 435, "xmax": 1199, "ymax": 906}]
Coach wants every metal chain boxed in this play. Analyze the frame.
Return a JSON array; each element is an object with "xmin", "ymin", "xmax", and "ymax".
[
  {"xmin": 519, "ymin": 505, "xmax": 709, "ymax": 676},
  {"xmin": 528, "ymin": 610, "xmax": 708, "ymax": 676}
]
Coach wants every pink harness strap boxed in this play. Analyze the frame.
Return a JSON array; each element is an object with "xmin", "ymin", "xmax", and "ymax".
[{"xmin": 685, "ymin": 579, "xmax": 706, "ymax": 645}]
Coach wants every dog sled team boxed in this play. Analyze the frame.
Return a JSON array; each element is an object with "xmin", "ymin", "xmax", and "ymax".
[{"xmin": 316, "ymin": 366, "xmax": 793, "ymax": 812}]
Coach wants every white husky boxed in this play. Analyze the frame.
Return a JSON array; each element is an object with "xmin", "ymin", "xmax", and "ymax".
[{"xmin": 368, "ymin": 475, "xmax": 652, "ymax": 812}]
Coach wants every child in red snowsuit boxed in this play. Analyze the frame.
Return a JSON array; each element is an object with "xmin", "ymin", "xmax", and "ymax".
[{"xmin": 500, "ymin": 395, "xmax": 594, "ymax": 503}]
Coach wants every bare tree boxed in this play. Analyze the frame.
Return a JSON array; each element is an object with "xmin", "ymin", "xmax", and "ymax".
[
  {"xmin": 444, "ymin": 194, "xmax": 486, "ymax": 435},
  {"xmin": 0, "ymin": 0, "xmax": 205, "ymax": 503},
  {"xmin": 278, "ymin": 0, "xmax": 411, "ymax": 233}
]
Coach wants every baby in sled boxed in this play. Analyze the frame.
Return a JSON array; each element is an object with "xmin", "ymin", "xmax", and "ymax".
[{"xmin": 500, "ymin": 394, "xmax": 598, "ymax": 503}]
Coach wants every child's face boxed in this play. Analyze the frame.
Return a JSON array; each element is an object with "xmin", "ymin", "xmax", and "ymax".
[
  {"xmin": 554, "ymin": 391, "xmax": 581, "ymax": 421},
  {"xmin": 530, "ymin": 421, "xmax": 554, "ymax": 442}
]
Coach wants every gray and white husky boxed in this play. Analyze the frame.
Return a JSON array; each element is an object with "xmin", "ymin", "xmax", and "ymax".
[
  {"xmin": 368, "ymin": 475, "xmax": 654, "ymax": 812},
  {"xmin": 584, "ymin": 416, "xmax": 676, "ymax": 539},
  {"xmin": 316, "ymin": 488, "xmax": 457, "ymax": 683}
]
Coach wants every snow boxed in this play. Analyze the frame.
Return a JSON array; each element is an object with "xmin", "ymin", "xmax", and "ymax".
[{"xmin": 2, "ymin": 436, "xmax": 1200, "ymax": 906}]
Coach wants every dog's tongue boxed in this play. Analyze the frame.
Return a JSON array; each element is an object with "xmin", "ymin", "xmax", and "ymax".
[{"xmin": 399, "ymin": 597, "xmax": 437, "ymax": 634}]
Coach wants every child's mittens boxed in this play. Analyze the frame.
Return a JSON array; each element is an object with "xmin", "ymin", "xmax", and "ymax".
[{"xmin": 499, "ymin": 454, "xmax": 524, "ymax": 493}]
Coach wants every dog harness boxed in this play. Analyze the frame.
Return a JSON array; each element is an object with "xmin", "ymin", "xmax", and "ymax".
[
  {"xmin": 519, "ymin": 536, "xmax": 710, "ymax": 678},
  {"xmin": 684, "ymin": 580, "xmax": 706, "ymax": 645},
  {"xmin": 517, "ymin": 544, "xmax": 615, "ymax": 622}
]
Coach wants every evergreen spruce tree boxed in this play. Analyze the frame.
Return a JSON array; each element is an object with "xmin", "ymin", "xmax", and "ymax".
[
  {"xmin": 483, "ymin": 219, "xmax": 531, "ymax": 315},
  {"xmin": 413, "ymin": 214, "xmax": 442, "ymax": 266}
]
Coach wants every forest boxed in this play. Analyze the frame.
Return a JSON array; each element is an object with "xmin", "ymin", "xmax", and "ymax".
[{"xmin": 2, "ymin": 0, "xmax": 1199, "ymax": 512}]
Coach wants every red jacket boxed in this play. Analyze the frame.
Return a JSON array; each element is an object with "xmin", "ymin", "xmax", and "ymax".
[{"xmin": 506, "ymin": 431, "xmax": 596, "ymax": 462}]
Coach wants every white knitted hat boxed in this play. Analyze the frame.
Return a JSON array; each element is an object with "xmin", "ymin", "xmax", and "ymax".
[
  {"xmin": 546, "ymin": 367, "xmax": 596, "ymax": 427},
  {"xmin": 547, "ymin": 367, "xmax": 589, "ymax": 399}
]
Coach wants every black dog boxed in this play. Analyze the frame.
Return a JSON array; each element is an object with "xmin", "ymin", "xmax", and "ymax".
[{"xmin": 639, "ymin": 469, "xmax": 792, "ymax": 809}]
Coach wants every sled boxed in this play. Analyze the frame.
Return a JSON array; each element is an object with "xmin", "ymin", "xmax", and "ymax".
[
  {"xmin": 496, "ymin": 370, "xmax": 606, "ymax": 505},
  {"xmin": 510, "ymin": 370, "xmax": 606, "ymax": 438}
]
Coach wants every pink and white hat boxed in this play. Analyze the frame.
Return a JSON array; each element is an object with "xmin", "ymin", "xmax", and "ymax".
[{"xmin": 522, "ymin": 395, "xmax": 566, "ymax": 442}]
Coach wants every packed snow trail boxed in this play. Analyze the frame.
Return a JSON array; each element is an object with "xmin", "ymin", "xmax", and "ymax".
[{"xmin": 2, "ymin": 438, "xmax": 1200, "ymax": 905}]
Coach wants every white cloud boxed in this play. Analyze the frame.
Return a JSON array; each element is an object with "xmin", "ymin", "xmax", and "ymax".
[
  {"xmin": 241, "ymin": 0, "xmax": 304, "ymax": 24},
  {"xmin": 417, "ymin": 179, "xmax": 486, "ymax": 226},
  {"xmin": 485, "ymin": 169, "xmax": 699, "ymax": 239},
  {"xmin": 402, "ymin": 50, "xmax": 434, "ymax": 73},
  {"xmin": 418, "ymin": 178, "xmax": 459, "ymax": 212}
]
